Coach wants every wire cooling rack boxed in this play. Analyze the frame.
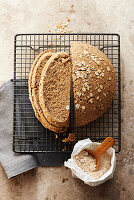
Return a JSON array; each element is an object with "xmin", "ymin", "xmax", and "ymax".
[{"xmin": 13, "ymin": 33, "xmax": 121, "ymax": 157}]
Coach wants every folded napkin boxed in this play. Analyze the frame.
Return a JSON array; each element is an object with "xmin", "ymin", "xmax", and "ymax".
[{"xmin": 0, "ymin": 80, "xmax": 37, "ymax": 178}]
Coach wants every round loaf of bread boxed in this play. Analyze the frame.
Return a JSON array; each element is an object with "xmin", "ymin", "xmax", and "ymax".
[
  {"xmin": 28, "ymin": 50, "xmax": 67, "ymax": 133},
  {"xmin": 71, "ymin": 41, "xmax": 116, "ymax": 126}
]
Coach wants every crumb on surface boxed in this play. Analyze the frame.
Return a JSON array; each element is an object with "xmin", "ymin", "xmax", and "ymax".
[
  {"xmin": 62, "ymin": 177, "xmax": 68, "ymax": 183},
  {"xmin": 53, "ymin": 17, "xmax": 72, "ymax": 33},
  {"xmin": 62, "ymin": 133, "xmax": 76, "ymax": 143},
  {"xmin": 66, "ymin": 17, "xmax": 71, "ymax": 22}
]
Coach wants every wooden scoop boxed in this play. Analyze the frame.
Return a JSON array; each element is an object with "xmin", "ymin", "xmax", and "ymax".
[{"xmin": 84, "ymin": 137, "xmax": 114, "ymax": 170}]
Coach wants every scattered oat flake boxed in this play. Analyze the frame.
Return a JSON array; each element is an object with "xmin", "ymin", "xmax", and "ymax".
[
  {"xmin": 81, "ymin": 61, "xmax": 86, "ymax": 65},
  {"xmin": 90, "ymin": 74, "xmax": 93, "ymax": 78},
  {"xmin": 89, "ymin": 98, "xmax": 94, "ymax": 104},
  {"xmin": 107, "ymin": 67, "xmax": 110, "ymax": 71},
  {"xmin": 91, "ymin": 56, "xmax": 95, "ymax": 60},
  {"xmin": 98, "ymin": 88, "xmax": 101, "ymax": 93},
  {"xmin": 76, "ymin": 104, "xmax": 80, "ymax": 109},
  {"xmin": 98, "ymin": 69, "xmax": 101, "ymax": 73},
  {"xmin": 95, "ymin": 71, "xmax": 99, "ymax": 76},
  {"xmin": 94, "ymin": 58, "xmax": 97, "ymax": 62},
  {"xmin": 103, "ymin": 93, "xmax": 106, "ymax": 97},
  {"xmin": 79, "ymin": 55, "xmax": 82, "ymax": 58},
  {"xmin": 96, "ymin": 96, "xmax": 99, "ymax": 100},
  {"xmin": 80, "ymin": 67, "xmax": 85, "ymax": 71},
  {"xmin": 76, "ymin": 63, "xmax": 82, "ymax": 67},
  {"xmin": 89, "ymin": 61, "xmax": 92, "ymax": 64},
  {"xmin": 100, "ymin": 85, "xmax": 103, "ymax": 89},
  {"xmin": 90, "ymin": 93, "xmax": 93, "ymax": 97},
  {"xmin": 96, "ymin": 61, "xmax": 101, "ymax": 65},
  {"xmin": 83, "ymin": 82, "xmax": 88, "ymax": 87},
  {"xmin": 82, "ymin": 106, "xmax": 85, "ymax": 110},
  {"xmin": 82, "ymin": 87, "xmax": 86, "ymax": 92},
  {"xmin": 76, "ymin": 91, "xmax": 81, "ymax": 97},
  {"xmin": 56, "ymin": 134, "xmax": 58, "ymax": 139},
  {"xmin": 109, "ymin": 77, "xmax": 112, "ymax": 80},
  {"xmin": 101, "ymin": 72, "xmax": 104, "ymax": 77},
  {"xmin": 99, "ymin": 57, "xmax": 103, "ymax": 60},
  {"xmin": 83, "ymin": 50, "xmax": 89, "ymax": 55},
  {"xmin": 66, "ymin": 105, "xmax": 70, "ymax": 110}
]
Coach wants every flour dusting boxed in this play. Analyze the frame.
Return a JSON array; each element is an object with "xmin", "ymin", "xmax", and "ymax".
[{"xmin": 73, "ymin": 149, "xmax": 111, "ymax": 180}]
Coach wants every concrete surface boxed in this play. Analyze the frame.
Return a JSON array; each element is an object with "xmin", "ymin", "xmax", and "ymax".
[{"xmin": 0, "ymin": 0, "xmax": 134, "ymax": 199}]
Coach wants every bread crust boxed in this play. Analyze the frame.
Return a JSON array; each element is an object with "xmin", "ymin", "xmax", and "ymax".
[{"xmin": 71, "ymin": 41, "xmax": 116, "ymax": 126}]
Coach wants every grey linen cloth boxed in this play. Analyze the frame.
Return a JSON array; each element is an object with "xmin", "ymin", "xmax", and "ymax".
[{"xmin": 0, "ymin": 80, "xmax": 37, "ymax": 178}]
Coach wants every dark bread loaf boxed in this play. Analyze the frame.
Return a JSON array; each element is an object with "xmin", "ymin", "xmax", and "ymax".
[
  {"xmin": 71, "ymin": 42, "xmax": 116, "ymax": 126},
  {"xmin": 29, "ymin": 42, "xmax": 116, "ymax": 132}
]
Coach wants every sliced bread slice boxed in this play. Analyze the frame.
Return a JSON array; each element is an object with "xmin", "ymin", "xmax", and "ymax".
[
  {"xmin": 29, "ymin": 51, "xmax": 67, "ymax": 133},
  {"xmin": 71, "ymin": 41, "xmax": 116, "ymax": 126},
  {"xmin": 39, "ymin": 52, "xmax": 71, "ymax": 128}
]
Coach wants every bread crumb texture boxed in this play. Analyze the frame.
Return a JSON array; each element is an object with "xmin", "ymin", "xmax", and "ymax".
[
  {"xmin": 29, "ymin": 51, "xmax": 67, "ymax": 133},
  {"xmin": 39, "ymin": 52, "xmax": 71, "ymax": 127}
]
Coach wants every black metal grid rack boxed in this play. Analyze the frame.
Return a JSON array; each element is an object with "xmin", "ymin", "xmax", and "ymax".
[{"xmin": 13, "ymin": 33, "xmax": 121, "ymax": 156}]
